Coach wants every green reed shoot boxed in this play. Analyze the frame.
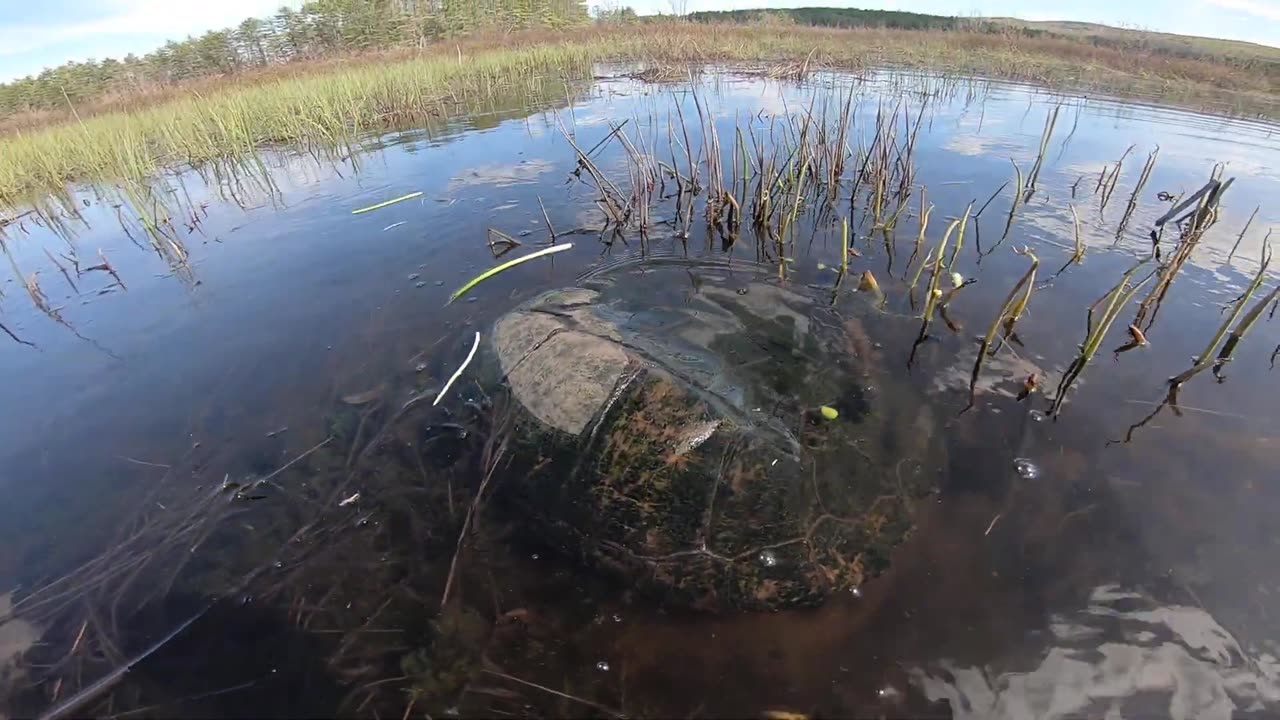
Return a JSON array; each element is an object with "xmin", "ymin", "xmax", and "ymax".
[
  {"xmin": 448, "ymin": 243, "xmax": 573, "ymax": 305},
  {"xmin": 917, "ymin": 218, "xmax": 960, "ymax": 327},
  {"xmin": 947, "ymin": 202, "xmax": 974, "ymax": 267},
  {"xmin": 1050, "ymin": 259, "xmax": 1154, "ymax": 418},
  {"xmin": 1212, "ymin": 282, "xmax": 1279, "ymax": 380},
  {"xmin": 1172, "ymin": 240, "xmax": 1272, "ymax": 386}
]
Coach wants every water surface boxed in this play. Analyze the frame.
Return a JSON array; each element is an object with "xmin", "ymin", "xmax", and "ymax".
[{"xmin": 1, "ymin": 68, "xmax": 1279, "ymax": 719}]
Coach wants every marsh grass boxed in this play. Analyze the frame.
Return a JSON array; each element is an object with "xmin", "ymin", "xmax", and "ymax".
[{"xmin": 5, "ymin": 19, "xmax": 1278, "ymax": 214}]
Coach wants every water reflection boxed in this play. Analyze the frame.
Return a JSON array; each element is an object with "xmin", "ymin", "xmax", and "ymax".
[{"xmin": 913, "ymin": 585, "xmax": 1280, "ymax": 720}]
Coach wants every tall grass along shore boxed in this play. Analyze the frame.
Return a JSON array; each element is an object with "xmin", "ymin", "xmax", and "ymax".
[{"xmin": 2, "ymin": 22, "xmax": 1278, "ymax": 210}]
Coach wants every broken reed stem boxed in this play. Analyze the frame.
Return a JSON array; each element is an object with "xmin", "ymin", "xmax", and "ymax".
[
  {"xmin": 840, "ymin": 216, "xmax": 850, "ymax": 276},
  {"xmin": 1001, "ymin": 159, "xmax": 1023, "ymax": 242},
  {"xmin": 1048, "ymin": 204, "xmax": 1084, "ymax": 280},
  {"xmin": 1023, "ymin": 104, "xmax": 1060, "ymax": 200},
  {"xmin": 558, "ymin": 116, "xmax": 626, "ymax": 223},
  {"xmin": 974, "ymin": 181, "xmax": 1009, "ymax": 218},
  {"xmin": 1115, "ymin": 147, "xmax": 1158, "ymax": 238},
  {"xmin": 536, "ymin": 196, "xmax": 556, "ymax": 241},
  {"xmin": 673, "ymin": 94, "xmax": 698, "ymax": 192},
  {"xmin": 1227, "ymin": 206, "xmax": 1259, "ymax": 262},
  {"xmin": 964, "ymin": 247, "xmax": 1039, "ymax": 412},
  {"xmin": 1070, "ymin": 204, "xmax": 1083, "ymax": 262},
  {"xmin": 1136, "ymin": 176, "xmax": 1234, "ymax": 331},
  {"xmin": 1100, "ymin": 144, "xmax": 1135, "ymax": 211}
]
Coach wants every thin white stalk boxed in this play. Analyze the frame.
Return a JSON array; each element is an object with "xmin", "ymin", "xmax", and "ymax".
[{"xmin": 434, "ymin": 332, "xmax": 480, "ymax": 406}]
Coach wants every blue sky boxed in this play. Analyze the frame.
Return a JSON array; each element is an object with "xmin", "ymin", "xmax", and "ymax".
[{"xmin": 3, "ymin": 0, "xmax": 1280, "ymax": 82}]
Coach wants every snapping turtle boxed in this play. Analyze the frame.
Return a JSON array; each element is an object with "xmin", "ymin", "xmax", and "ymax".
[{"xmin": 488, "ymin": 261, "xmax": 943, "ymax": 611}]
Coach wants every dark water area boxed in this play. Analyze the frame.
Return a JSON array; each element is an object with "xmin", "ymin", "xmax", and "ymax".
[{"xmin": 2, "ymin": 68, "xmax": 1279, "ymax": 719}]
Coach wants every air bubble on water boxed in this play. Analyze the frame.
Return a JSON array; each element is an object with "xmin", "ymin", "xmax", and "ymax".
[
  {"xmin": 1029, "ymin": 410, "xmax": 1045, "ymax": 423},
  {"xmin": 1013, "ymin": 458, "xmax": 1041, "ymax": 480},
  {"xmin": 758, "ymin": 549, "xmax": 779, "ymax": 568},
  {"xmin": 531, "ymin": 553, "xmax": 539, "ymax": 560},
  {"xmin": 596, "ymin": 661, "xmax": 610, "ymax": 672}
]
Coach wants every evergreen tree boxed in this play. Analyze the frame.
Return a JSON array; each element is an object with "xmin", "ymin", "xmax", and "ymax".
[{"xmin": 0, "ymin": 0, "xmax": 592, "ymax": 117}]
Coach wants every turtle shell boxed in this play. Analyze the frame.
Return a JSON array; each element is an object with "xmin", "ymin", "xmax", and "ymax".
[{"xmin": 489, "ymin": 264, "xmax": 943, "ymax": 611}]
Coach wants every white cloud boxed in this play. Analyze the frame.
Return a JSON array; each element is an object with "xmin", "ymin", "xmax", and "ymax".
[
  {"xmin": 1202, "ymin": 0, "xmax": 1280, "ymax": 22},
  {"xmin": 0, "ymin": 0, "xmax": 291, "ymax": 58}
]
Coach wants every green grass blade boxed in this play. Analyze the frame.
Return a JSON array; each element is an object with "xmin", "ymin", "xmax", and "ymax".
[{"xmin": 448, "ymin": 243, "xmax": 573, "ymax": 305}]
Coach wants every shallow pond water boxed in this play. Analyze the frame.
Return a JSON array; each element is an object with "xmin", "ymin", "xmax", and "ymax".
[{"xmin": 2, "ymin": 68, "xmax": 1279, "ymax": 719}]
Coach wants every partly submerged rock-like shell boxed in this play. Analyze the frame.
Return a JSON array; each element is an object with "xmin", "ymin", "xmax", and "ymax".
[{"xmin": 491, "ymin": 267, "xmax": 942, "ymax": 611}]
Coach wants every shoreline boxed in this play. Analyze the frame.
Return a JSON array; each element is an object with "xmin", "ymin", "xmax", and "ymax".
[{"xmin": 1, "ymin": 22, "xmax": 1277, "ymax": 208}]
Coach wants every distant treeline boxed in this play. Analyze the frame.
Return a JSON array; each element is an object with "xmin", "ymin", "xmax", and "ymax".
[
  {"xmin": 687, "ymin": 7, "xmax": 963, "ymax": 31},
  {"xmin": 0, "ymin": 0, "xmax": 590, "ymax": 118},
  {"xmin": 688, "ymin": 6, "xmax": 1280, "ymax": 75}
]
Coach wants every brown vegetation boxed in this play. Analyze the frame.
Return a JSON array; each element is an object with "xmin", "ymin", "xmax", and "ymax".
[{"xmin": 4, "ymin": 21, "xmax": 1278, "ymax": 136}]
